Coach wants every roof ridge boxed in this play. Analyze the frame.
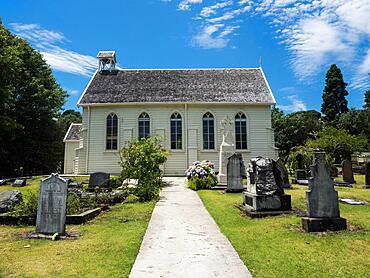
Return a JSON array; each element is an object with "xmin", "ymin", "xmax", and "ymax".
[{"xmin": 117, "ymin": 67, "xmax": 260, "ymax": 71}]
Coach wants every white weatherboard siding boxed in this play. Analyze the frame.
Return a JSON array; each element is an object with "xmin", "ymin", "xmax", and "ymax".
[
  {"xmin": 64, "ymin": 141, "xmax": 79, "ymax": 174},
  {"xmin": 78, "ymin": 104, "xmax": 277, "ymax": 176}
]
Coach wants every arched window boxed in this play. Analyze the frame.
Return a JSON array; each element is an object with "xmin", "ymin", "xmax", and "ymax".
[
  {"xmin": 138, "ymin": 112, "xmax": 150, "ymax": 139},
  {"xmin": 106, "ymin": 113, "xmax": 118, "ymax": 150},
  {"xmin": 235, "ymin": 112, "xmax": 247, "ymax": 150},
  {"xmin": 203, "ymin": 112, "xmax": 215, "ymax": 150},
  {"xmin": 170, "ymin": 112, "xmax": 182, "ymax": 150}
]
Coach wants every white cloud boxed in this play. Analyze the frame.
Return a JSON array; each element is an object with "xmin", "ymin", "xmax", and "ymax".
[
  {"xmin": 200, "ymin": 1, "xmax": 233, "ymax": 17},
  {"xmin": 64, "ymin": 88, "xmax": 80, "ymax": 96},
  {"xmin": 9, "ymin": 23, "xmax": 97, "ymax": 77},
  {"xmin": 178, "ymin": 0, "xmax": 202, "ymax": 11},
  {"xmin": 192, "ymin": 24, "xmax": 230, "ymax": 49},
  {"xmin": 278, "ymin": 95, "xmax": 307, "ymax": 112},
  {"xmin": 167, "ymin": 0, "xmax": 370, "ymax": 90}
]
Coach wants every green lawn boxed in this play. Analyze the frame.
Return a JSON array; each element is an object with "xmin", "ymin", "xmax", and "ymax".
[
  {"xmin": 198, "ymin": 176, "xmax": 370, "ymax": 278},
  {"xmin": 0, "ymin": 176, "xmax": 155, "ymax": 278}
]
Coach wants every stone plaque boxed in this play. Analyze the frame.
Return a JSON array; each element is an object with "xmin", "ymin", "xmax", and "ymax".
[
  {"xmin": 36, "ymin": 174, "xmax": 68, "ymax": 234},
  {"xmin": 366, "ymin": 162, "xmax": 370, "ymax": 189},
  {"xmin": 226, "ymin": 153, "xmax": 244, "ymax": 192},
  {"xmin": 13, "ymin": 179, "xmax": 26, "ymax": 187},
  {"xmin": 341, "ymin": 159, "xmax": 355, "ymax": 183},
  {"xmin": 89, "ymin": 172, "xmax": 110, "ymax": 189}
]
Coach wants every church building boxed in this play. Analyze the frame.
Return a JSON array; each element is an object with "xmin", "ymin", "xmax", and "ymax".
[{"xmin": 64, "ymin": 51, "xmax": 278, "ymax": 176}]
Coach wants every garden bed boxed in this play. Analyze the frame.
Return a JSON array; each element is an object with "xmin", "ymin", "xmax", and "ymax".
[{"xmin": 0, "ymin": 206, "xmax": 108, "ymax": 226}]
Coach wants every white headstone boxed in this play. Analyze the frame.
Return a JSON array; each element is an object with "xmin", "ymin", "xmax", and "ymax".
[{"xmin": 218, "ymin": 116, "xmax": 235, "ymax": 185}]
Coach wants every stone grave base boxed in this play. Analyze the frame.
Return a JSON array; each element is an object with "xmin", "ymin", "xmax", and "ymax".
[
  {"xmin": 23, "ymin": 232, "xmax": 79, "ymax": 240},
  {"xmin": 366, "ymin": 184, "xmax": 370, "ymax": 189},
  {"xmin": 243, "ymin": 192, "xmax": 292, "ymax": 211},
  {"xmin": 334, "ymin": 181, "xmax": 353, "ymax": 187},
  {"xmin": 211, "ymin": 185, "xmax": 247, "ymax": 191},
  {"xmin": 292, "ymin": 179, "xmax": 309, "ymax": 185},
  {"xmin": 301, "ymin": 217, "xmax": 347, "ymax": 232},
  {"xmin": 235, "ymin": 204, "xmax": 292, "ymax": 219},
  {"xmin": 225, "ymin": 187, "xmax": 244, "ymax": 193}
]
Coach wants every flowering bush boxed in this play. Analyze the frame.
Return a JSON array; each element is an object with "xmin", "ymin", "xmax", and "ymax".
[{"xmin": 186, "ymin": 160, "xmax": 218, "ymax": 190}]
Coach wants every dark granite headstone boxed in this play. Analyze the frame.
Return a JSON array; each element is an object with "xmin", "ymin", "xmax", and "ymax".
[
  {"xmin": 331, "ymin": 166, "xmax": 338, "ymax": 178},
  {"xmin": 36, "ymin": 174, "xmax": 68, "ymax": 235},
  {"xmin": 365, "ymin": 162, "xmax": 370, "ymax": 189},
  {"xmin": 243, "ymin": 157, "xmax": 291, "ymax": 212},
  {"xmin": 341, "ymin": 159, "xmax": 355, "ymax": 183},
  {"xmin": 226, "ymin": 153, "xmax": 244, "ymax": 192},
  {"xmin": 302, "ymin": 151, "xmax": 346, "ymax": 232},
  {"xmin": 276, "ymin": 158, "xmax": 291, "ymax": 188},
  {"xmin": 296, "ymin": 153, "xmax": 304, "ymax": 169},
  {"xmin": 89, "ymin": 172, "xmax": 110, "ymax": 190},
  {"xmin": 13, "ymin": 179, "xmax": 26, "ymax": 187}
]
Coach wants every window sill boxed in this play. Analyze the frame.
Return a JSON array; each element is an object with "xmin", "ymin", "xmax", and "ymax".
[
  {"xmin": 235, "ymin": 150, "xmax": 251, "ymax": 153},
  {"xmin": 200, "ymin": 150, "xmax": 218, "ymax": 153},
  {"xmin": 170, "ymin": 149, "xmax": 185, "ymax": 153},
  {"xmin": 103, "ymin": 150, "xmax": 120, "ymax": 154}
]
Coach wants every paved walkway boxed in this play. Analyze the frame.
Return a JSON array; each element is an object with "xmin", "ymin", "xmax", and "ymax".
[{"xmin": 129, "ymin": 177, "xmax": 252, "ymax": 278}]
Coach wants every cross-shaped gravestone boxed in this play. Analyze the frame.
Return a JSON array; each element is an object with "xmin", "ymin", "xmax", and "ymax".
[
  {"xmin": 36, "ymin": 174, "xmax": 68, "ymax": 234},
  {"xmin": 221, "ymin": 115, "xmax": 233, "ymax": 145}
]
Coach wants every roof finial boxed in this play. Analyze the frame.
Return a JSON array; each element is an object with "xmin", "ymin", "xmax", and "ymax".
[{"xmin": 259, "ymin": 56, "xmax": 263, "ymax": 68}]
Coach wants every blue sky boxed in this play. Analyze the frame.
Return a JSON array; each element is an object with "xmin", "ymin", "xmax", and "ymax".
[{"xmin": 1, "ymin": 0, "xmax": 369, "ymax": 113}]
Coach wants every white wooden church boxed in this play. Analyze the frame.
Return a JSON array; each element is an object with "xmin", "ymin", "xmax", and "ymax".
[{"xmin": 64, "ymin": 51, "xmax": 278, "ymax": 176}]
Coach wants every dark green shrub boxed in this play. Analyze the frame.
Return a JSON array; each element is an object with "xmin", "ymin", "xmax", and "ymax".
[
  {"xmin": 109, "ymin": 176, "xmax": 122, "ymax": 189},
  {"xmin": 187, "ymin": 176, "xmax": 217, "ymax": 191},
  {"xmin": 10, "ymin": 191, "xmax": 38, "ymax": 217},
  {"xmin": 120, "ymin": 137, "xmax": 168, "ymax": 202}
]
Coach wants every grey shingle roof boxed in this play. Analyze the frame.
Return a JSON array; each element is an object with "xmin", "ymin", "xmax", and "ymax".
[
  {"xmin": 64, "ymin": 123, "xmax": 82, "ymax": 141},
  {"xmin": 78, "ymin": 68, "xmax": 275, "ymax": 105}
]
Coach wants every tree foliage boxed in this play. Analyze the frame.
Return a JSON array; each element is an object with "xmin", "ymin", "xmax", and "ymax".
[
  {"xmin": 59, "ymin": 109, "xmax": 82, "ymax": 134},
  {"xmin": 0, "ymin": 20, "xmax": 66, "ymax": 177},
  {"xmin": 306, "ymin": 127, "xmax": 367, "ymax": 162},
  {"xmin": 364, "ymin": 90, "xmax": 370, "ymax": 110},
  {"xmin": 273, "ymin": 110, "xmax": 322, "ymax": 156},
  {"xmin": 321, "ymin": 64, "xmax": 349, "ymax": 123},
  {"xmin": 119, "ymin": 137, "xmax": 168, "ymax": 201}
]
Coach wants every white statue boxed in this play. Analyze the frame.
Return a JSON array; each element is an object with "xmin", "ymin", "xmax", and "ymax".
[{"xmin": 221, "ymin": 115, "xmax": 234, "ymax": 145}]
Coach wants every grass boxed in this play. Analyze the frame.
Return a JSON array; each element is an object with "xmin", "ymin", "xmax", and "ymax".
[
  {"xmin": 198, "ymin": 175, "xmax": 370, "ymax": 278},
  {"xmin": 0, "ymin": 177, "xmax": 156, "ymax": 278}
]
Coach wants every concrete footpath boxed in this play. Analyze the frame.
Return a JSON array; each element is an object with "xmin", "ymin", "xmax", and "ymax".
[{"xmin": 129, "ymin": 177, "xmax": 252, "ymax": 278}]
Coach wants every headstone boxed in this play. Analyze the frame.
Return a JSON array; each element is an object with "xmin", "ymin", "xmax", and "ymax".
[
  {"xmin": 89, "ymin": 172, "xmax": 111, "ymax": 190},
  {"xmin": 0, "ymin": 190, "xmax": 22, "ymax": 213},
  {"xmin": 243, "ymin": 157, "xmax": 291, "ymax": 212},
  {"xmin": 218, "ymin": 116, "xmax": 235, "ymax": 185},
  {"xmin": 365, "ymin": 162, "xmax": 370, "ymax": 189},
  {"xmin": 302, "ymin": 151, "xmax": 346, "ymax": 232},
  {"xmin": 36, "ymin": 174, "xmax": 68, "ymax": 235},
  {"xmin": 331, "ymin": 166, "xmax": 339, "ymax": 178},
  {"xmin": 294, "ymin": 153, "xmax": 306, "ymax": 180},
  {"xmin": 276, "ymin": 158, "xmax": 291, "ymax": 188},
  {"xmin": 341, "ymin": 159, "xmax": 355, "ymax": 183},
  {"xmin": 13, "ymin": 179, "xmax": 27, "ymax": 187},
  {"xmin": 226, "ymin": 153, "xmax": 244, "ymax": 192}
]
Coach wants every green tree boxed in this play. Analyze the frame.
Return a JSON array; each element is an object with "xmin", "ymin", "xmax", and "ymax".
[
  {"xmin": 273, "ymin": 110, "xmax": 322, "ymax": 157},
  {"xmin": 120, "ymin": 137, "xmax": 168, "ymax": 201},
  {"xmin": 364, "ymin": 90, "xmax": 370, "ymax": 110},
  {"xmin": 306, "ymin": 127, "xmax": 367, "ymax": 162},
  {"xmin": 271, "ymin": 105, "xmax": 284, "ymax": 129},
  {"xmin": 59, "ymin": 109, "xmax": 82, "ymax": 133},
  {"xmin": 337, "ymin": 109, "xmax": 370, "ymax": 149},
  {"xmin": 321, "ymin": 64, "xmax": 349, "ymax": 123},
  {"xmin": 0, "ymin": 20, "xmax": 66, "ymax": 177}
]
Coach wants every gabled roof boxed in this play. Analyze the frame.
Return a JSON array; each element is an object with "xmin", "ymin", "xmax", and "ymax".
[
  {"xmin": 78, "ymin": 68, "xmax": 275, "ymax": 106},
  {"xmin": 63, "ymin": 123, "xmax": 82, "ymax": 142}
]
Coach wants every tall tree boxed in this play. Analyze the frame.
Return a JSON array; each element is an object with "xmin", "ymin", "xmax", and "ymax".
[
  {"xmin": 59, "ymin": 109, "xmax": 82, "ymax": 133},
  {"xmin": 273, "ymin": 110, "xmax": 322, "ymax": 157},
  {"xmin": 364, "ymin": 90, "xmax": 370, "ymax": 110},
  {"xmin": 321, "ymin": 64, "xmax": 349, "ymax": 123},
  {"xmin": 0, "ymin": 20, "xmax": 66, "ymax": 177}
]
